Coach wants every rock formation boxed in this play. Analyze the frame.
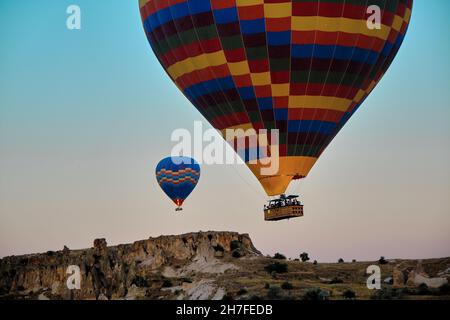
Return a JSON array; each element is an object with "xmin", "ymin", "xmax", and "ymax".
[
  {"xmin": 393, "ymin": 260, "xmax": 448, "ymax": 288},
  {"xmin": 1, "ymin": 232, "xmax": 449, "ymax": 300},
  {"xmin": 0, "ymin": 231, "xmax": 260, "ymax": 300}
]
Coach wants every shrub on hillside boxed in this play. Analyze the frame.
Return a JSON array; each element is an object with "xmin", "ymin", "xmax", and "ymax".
[
  {"xmin": 302, "ymin": 288, "xmax": 329, "ymax": 301},
  {"xmin": 273, "ymin": 253, "xmax": 286, "ymax": 260},
  {"xmin": 237, "ymin": 287, "xmax": 248, "ymax": 295},
  {"xmin": 281, "ymin": 282, "xmax": 294, "ymax": 290},
  {"xmin": 342, "ymin": 289, "xmax": 356, "ymax": 299},
  {"xmin": 438, "ymin": 283, "xmax": 450, "ymax": 295},
  {"xmin": 267, "ymin": 286, "xmax": 283, "ymax": 299},
  {"xmin": 264, "ymin": 262, "xmax": 288, "ymax": 274},
  {"xmin": 417, "ymin": 283, "xmax": 432, "ymax": 295},
  {"xmin": 329, "ymin": 277, "xmax": 344, "ymax": 284},
  {"xmin": 370, "ymin": 288, "xmax": 402, "ymax": 300}
]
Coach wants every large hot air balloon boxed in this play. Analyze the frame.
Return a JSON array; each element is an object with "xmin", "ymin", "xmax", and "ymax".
[
  {"xmin": 141, "ymin": 0, "xmax": 412, "ymax": 218},
  {"xmin": 155, "ymin": 156, "xmax": 200, "ymax": 210}
]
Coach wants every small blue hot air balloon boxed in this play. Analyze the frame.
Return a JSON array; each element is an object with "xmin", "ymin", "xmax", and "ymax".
[{"xmin": 155, "ymin": 156, "xmax": 200, "ymax": 211}]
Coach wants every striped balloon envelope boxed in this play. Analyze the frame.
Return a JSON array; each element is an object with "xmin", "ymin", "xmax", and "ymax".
[
  {"xmin": 140, "ymin": 0, "xmax": 413, "ymax": 196},
  {"xmin": 155, "ymin": 156, "xmax": 200, "ymax": 209}
]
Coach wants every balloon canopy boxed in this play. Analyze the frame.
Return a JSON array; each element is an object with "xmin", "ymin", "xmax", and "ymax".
[
  {"xmin": 155, "ymin": 156, "xmax": 200, "ymax": 208},
  {"xmin": 141, "ymin": 0, "xmax": 412, "ymax": 196}
]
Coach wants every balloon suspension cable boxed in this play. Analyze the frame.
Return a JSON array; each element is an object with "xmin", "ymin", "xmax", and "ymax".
[{"xmin": 231, "ymin": 164, "xmax": 266, "ymax": 201}]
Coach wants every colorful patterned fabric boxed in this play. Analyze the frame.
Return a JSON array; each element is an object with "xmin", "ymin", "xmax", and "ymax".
[
  {"xmin": 155, "ymin": 156, "xmax": 200, "ymax": 207},
  {"xmin": 141, "ymin": 0, "xmax": 412, "ymax": 196}
]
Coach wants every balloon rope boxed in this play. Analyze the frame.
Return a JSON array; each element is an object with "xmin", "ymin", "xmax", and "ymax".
[
  {"xmin": 230, "ymin": 164, "xmax": 267, "ymax": 201},
  {"xmin": 293, "ymin": 175, "xmax": 305, "ymax": 196}
]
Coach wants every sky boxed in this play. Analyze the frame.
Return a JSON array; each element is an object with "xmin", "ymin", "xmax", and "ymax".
[{"xmin": 0, "ymin": 0, "xmax": 449, "ymax": 262}]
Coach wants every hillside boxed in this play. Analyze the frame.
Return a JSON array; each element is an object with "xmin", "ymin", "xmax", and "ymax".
[{"xmin": 0, "ymin": 231, "xmax": 449, "ymax": 300}]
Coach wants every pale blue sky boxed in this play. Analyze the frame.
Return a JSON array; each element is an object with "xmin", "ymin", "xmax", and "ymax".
[{"xmin": 0, "ymin": 0, "xmax": 449, "ymax": 261}]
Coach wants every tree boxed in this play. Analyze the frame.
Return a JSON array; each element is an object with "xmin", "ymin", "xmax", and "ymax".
[
  {"xmin": 313, "ymin": 260, "xmax": 318, "ymax": 265},
  {"xmin": 338, "ymin": 258, "xmax": 344, "ymax": 263},
  {"xmin": 300, "ymin": 252, "xmax": 310, "ymax": 262},
  {"xmin": 378, "ymin": 256, "xmax": 388, "ymax": 265}
]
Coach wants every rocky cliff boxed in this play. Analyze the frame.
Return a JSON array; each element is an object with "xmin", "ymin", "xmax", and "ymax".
[
  {"xmin": 0, "ymin": 231, "xmax": 261, "ymax": 300},
  {"xmin": 1, "ymin": 232, "xmax": 449, "ymax": 300}
]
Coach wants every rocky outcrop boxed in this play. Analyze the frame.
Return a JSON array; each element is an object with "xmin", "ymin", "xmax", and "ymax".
[
  {"xmin": 2, "ymin": 232, "xmax": 449, "ymax": 300},
  {"xmin": 0, "ymin": 231, "xmax": 261, "ymax": 300},
  {"xmin": 393, "ymin": 260, "xmax": 449, "ymax": 288},
  {"xmin": 393, "ymin": 265, "xmax": 414, "ymax": 286},
  {"xmin": 407, "ymin": 273, "xmax": 448, "ymax": 288}
]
